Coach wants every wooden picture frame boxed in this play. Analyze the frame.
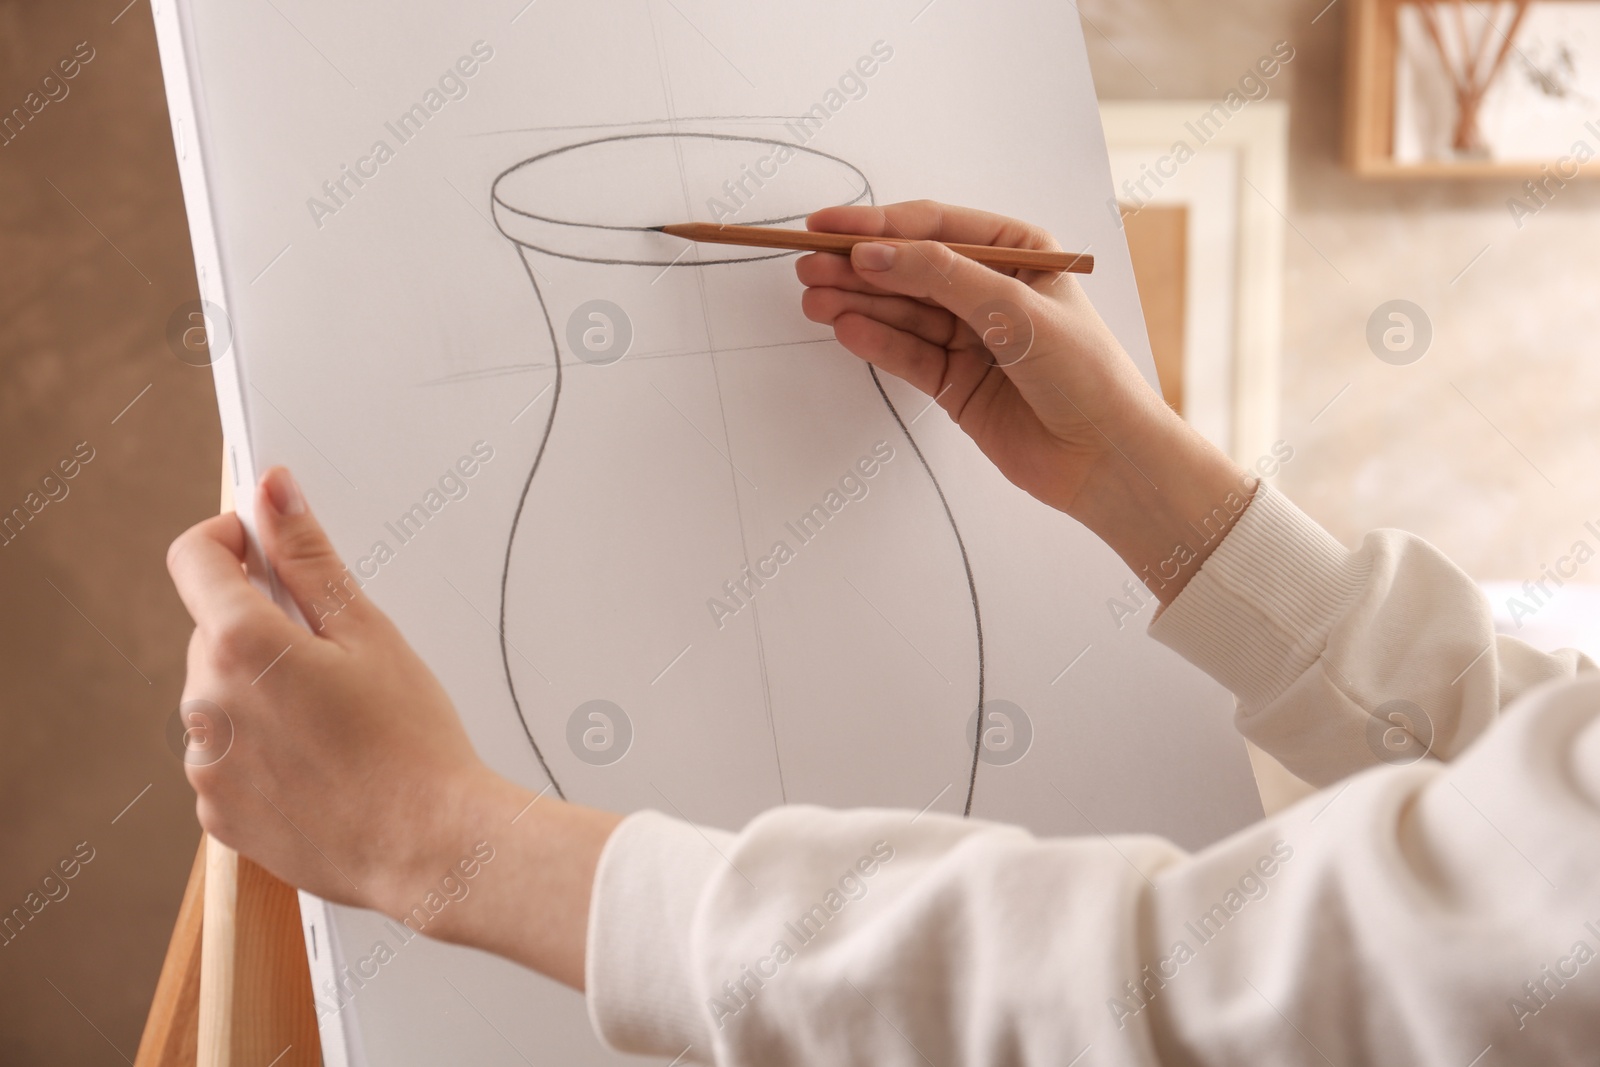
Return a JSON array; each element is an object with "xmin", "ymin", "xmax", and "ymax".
[{"xmin": 1345, "ymin": 0, "xmax": 1600, "ymax": 178}]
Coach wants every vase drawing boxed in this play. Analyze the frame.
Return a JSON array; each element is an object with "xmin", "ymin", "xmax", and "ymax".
[{"xmin": 489, "ymin": 130, "xmax": 987, "ymax": 822}]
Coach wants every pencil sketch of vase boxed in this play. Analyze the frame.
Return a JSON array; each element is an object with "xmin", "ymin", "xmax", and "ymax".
[{"xmin": 488, "ymin": 130, "xmax": 986, "ymax": 822}]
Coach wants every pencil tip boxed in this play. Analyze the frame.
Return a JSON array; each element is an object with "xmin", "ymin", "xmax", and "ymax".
[{"xmin": 645, "ymin": 225, "xmax": 667, "ymax": 233}]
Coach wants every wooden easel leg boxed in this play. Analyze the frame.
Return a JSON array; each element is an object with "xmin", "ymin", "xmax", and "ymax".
[
  {"xmin": 137, "ymin": 836, "xmax": 322, "ymax": 1066},
  {"xmin": 135, "ymin": 837, "xmax": 206, "ymax": 1066},
  {"xmin": 199, "ymin": 840, "xmax": 322, "ymax": 1066}
]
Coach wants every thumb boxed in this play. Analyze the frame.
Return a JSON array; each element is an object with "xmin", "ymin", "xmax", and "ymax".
[
  {"xmin": 256, "ymin": 467, "xmax": 372, "ymax": 639},
  {"xmin": 850, "ymin": 239, "xmax": 1041, "ymax": 340}
]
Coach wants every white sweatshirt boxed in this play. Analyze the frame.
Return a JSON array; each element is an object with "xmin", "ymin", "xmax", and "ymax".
[{"xmin": 583, "ymin": 485, "xmax": 1600, "ymax": 1066}]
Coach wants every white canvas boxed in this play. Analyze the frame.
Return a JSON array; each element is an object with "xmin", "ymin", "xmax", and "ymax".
[{"xmin": 153, "ymin": 1, "xmax": 1263, "ymax": 1061}]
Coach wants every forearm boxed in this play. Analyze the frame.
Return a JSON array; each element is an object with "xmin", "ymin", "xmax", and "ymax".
[
  {"xmin": 401, "ymin": 770, "xmax": 621, "ymax": 990},
  {"xmin": 1069, "ymin": 404, "xmax": 1255, "ymax": 606}
]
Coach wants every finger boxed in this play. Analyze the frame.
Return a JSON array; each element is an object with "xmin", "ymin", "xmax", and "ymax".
[
  {"xmin": 255, "ymin": 467, "xmax": 376, "ymax": 640},
  {"xmin": 795, "ymin": 253, "xmax": 953, "ymax": 313},
  {"xmin": 795, "ymin": 252, "xmax": 902, "ymax": 297},
  {"xmin": 167, "ymin": 513, "xmax": 279, "ymax": 636},
  {"xmin": 829, "ymin": 312, "xmax": 953, "ymax": 398},
  {"xmin": 809, "ymin": 200, "xmax": 1061, "ymax": 253},
  {"xmin": 802, "ymin": 287, "xmax": 961, "ymax": 349},
  {"xmin": 848, "ymin": 238, "xmax": 1043, "ymax": 337}
]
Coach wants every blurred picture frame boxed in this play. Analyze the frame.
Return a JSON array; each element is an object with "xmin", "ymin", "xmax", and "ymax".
[{"xmin": 1100, "ymin": 100, "xmax": 1289, "ymax": 469}]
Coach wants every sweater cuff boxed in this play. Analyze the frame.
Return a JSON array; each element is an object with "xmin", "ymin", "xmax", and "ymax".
[
  {"xmin": 586, "ymin": 809, "xmax": 730, "ymax": 1057},
  {"xmin": 1148, "ymin": 484, "xmax": 1370, "ymax": 712}
]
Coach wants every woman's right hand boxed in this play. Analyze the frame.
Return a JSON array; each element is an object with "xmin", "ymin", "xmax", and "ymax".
[
  {"xmin": 799, "ymin": 199, "xmax": 1167, "ymax": 517},
  {"xmin": 797, "ymin": 200, "xmax": 1252, "ymax": 603}
]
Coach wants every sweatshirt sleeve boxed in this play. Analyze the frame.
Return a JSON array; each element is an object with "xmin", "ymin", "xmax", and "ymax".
[
  {"xmin": 584, "ymin": 489, "xmax": 1600, "ymax": 1064},
  {"xmin": 1148, "ymin": 484, "xmax": 1595, "ymax": 786},
  {"xmin": 589, "ymin": 678, "xmax": 1600, "ymax": 1066}
]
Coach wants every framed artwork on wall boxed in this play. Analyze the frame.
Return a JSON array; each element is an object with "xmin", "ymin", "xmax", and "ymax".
[{"xmin": 1348, "ymin": 0, "xmax": 1600, "ymax": 177}]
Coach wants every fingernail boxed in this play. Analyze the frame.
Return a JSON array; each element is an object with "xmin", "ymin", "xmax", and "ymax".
[
  {"xmin": 853, "ymin": 242, "xmax": 897, "ymax": 272},
  {"xmin": 262, "ymin": 467, "xmax": 306, "ymax": 516}
]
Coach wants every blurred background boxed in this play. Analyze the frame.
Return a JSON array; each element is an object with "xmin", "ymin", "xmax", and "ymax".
[
  {"xmin": 3, "ymin": 0, "xmax": 1598, "ymax": 1061},
  {"xmin": 2, "ymin": 1, "xmax": 221, "ymax": 1064}
]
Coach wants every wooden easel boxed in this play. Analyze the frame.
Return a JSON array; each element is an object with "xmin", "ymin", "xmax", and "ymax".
[{"xmin": 135, "ymin": 459, "xmax": 321, "ymax": 1067}]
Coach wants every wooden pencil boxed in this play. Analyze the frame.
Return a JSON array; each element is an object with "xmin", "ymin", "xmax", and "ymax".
[{"xmin": 654, "ymin": 222, "xmax": 1094, "ymax": 275}]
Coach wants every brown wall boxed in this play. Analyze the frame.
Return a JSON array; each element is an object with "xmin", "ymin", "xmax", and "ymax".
[{"xmin": 0, "ymin": 1, "xmax": 219, "ymax": 1061}]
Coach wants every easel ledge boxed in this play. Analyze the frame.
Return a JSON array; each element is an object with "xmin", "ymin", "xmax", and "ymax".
[{"xmin": 135, "ymin": 453, "xmax": 321, "ymax": 1067}]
